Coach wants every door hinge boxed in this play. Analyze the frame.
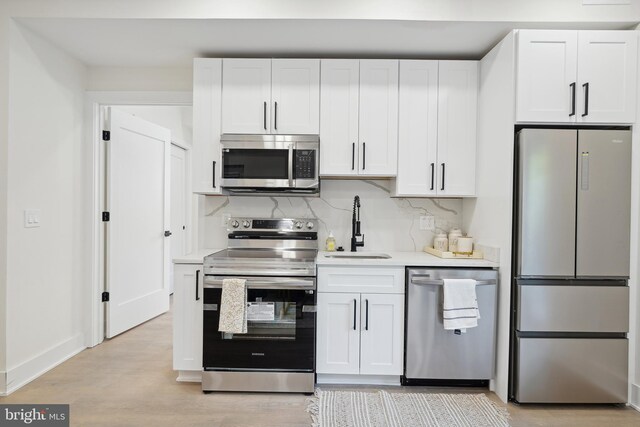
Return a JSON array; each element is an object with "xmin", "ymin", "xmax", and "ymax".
[
  {"xmin": 101, "ymin": 292, "xmax": 110, "ymax": 302},
  {"xmin": 102, "ymin": 211, "xmax": 110, "ymax": 222},
  {"xmin": 102, "ymin": 130, "xmax": 110, "ymax": 141}
]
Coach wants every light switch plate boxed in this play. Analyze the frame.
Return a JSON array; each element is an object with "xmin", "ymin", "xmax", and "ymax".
[
  {"xmin": 420, "ymin": 215, "xmax": 435, "ymax": 231},
  {"xmin": 24, "ymin": 209, "xmax": 41, "ymax": 228}
]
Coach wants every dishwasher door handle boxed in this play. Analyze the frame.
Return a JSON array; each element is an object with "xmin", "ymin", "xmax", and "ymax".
[{"xmin": 411, "ymin": 278, "xmax": 497, "ymax": 286}]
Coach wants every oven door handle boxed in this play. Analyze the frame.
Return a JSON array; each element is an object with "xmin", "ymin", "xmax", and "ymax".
[{"xmin": 204, "ymin": 276, "xmax": 316, "ymax": 290}]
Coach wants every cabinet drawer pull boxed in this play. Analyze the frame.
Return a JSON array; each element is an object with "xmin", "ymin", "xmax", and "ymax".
[
  {"xmin": 212, "ymin": 161, "xmax": 216, "ymax": 188},
  {"xmin": 441, "ymin": 163, "xmax": 446, "ymax": 191},
  {"xmin": 430, "ymin": 163, "xmax": 435, "ymax": 191},
  {"xmin": 365, "ymin": 299, "xmax": 369, "ymax": 331},
  {"xmin": 195, "ymin": 270, "xmax": 200, "ymax": 301},
  {"xmin": 353, "ymin": 299, "xmax": 357, "ymax": 330},
  {"xmin": 582, "ymin": 82, "xmax": 589, "ymax": 117},
  {"xmin": 263, "ymin": 101, "xmax": 267, "ymax": 130},
  {"xmin": 569, "ymin": 82, "xmax": 576, "ymax": 117}
]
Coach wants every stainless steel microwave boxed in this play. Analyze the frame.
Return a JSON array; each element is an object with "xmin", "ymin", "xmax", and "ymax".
[{"xmin": 220, "ymin": 134, "xmax": 319, "ymax": 195}]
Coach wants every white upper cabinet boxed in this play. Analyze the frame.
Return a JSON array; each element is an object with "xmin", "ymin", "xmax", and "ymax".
[
  {"xmin": 320, "ymin": 59, "xmax": 360, "ymax": 176},
  {"xmin": 358, "ymin": 60, "xmax": 399, "ymax": 176},
  {"xmin": 222, "ymin": 59, "xmax": 272, "ymax": 134},
  {"xmin": 516, "ymin": 30, "xmax": 637, "ymax": 124},
  {"xmin": 516, "ymin": 30, "xmax": 578, "ymax": 123},
  {"xmin": 437, "ymin": 61, "xmax": 478, "ymax": 197},
  {"xmin": 222, "ymin": 59, "xmax": 320, "ymax": 134},
  {"xmin": 396, "ymin": 60, "xmax": 439, "ymax": 196},
  {"xmin": 192, "ymin": 58, "xmax": 223, "ymax": 195},
  {"xmin": 577, "ymin": 31, "xmax": 638, "ymax": 124},
  {"xmin": 271, "ymin": 59, "xmax": 320, "ymax": 134},
  {"xmin": 395, "ymin": 60, "xmax": 477, "ymax": 197},
  {"xmin": 319, "ymin": 59, "xmax": 398, "ymax": 177}
]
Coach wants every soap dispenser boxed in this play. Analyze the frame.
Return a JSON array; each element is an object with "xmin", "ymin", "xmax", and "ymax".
[{"xmin": 326, "ymin": 231, "xmax": 336, "ymax": 252}]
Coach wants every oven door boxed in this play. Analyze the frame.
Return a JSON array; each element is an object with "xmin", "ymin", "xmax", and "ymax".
[{"xmin": 203, "ymin": 276, "xmax": 316, "ymax": 372}]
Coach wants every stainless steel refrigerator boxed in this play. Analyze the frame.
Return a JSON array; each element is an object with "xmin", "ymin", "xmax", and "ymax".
[{"xmin": 510, "ymin": 128, "xmax": 630, "ymax": 403}]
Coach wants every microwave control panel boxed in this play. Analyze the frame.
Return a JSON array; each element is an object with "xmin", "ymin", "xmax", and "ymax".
[{"xmin": 294, "ymin": 150, "xmax": 316, "ymax": 179}]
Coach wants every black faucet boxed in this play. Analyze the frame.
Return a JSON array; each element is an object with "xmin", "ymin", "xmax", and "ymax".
[{"xmin": 350, "ymin": 195, "xmax": 365, "ymax": 252}]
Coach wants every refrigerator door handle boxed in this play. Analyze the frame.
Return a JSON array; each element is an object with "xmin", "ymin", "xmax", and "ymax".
[{"xmin": 581, "ymin": 152, "xmax": 589, "ymax": 191}]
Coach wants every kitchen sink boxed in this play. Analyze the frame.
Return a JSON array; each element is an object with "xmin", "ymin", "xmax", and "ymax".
[{"xmin": 323, "ymin": 253, "xmax": 391, "ymax": 259}]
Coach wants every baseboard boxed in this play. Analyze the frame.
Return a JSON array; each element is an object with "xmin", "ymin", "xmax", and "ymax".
[
  {"xmin": 630, "ymin": 383, "xmax": 640, "ymax": 411},
  {"xmin": 4, "ymin": 334, "xmax": 85, "ymax": 395},
  {"xmin": 317, "ymin": 374, "xmax": 401, "ymax": 386},
  {"xmin": 177, "ymin": 370, "xmax": 202, "ymax": 383}
]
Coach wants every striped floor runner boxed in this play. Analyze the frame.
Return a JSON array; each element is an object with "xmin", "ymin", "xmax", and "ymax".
[{"xmin": 307, "ymin": 389, "xmax": 510, "ymax": 427}]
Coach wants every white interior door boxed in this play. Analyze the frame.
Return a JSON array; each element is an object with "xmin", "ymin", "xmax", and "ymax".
[
  {"xmin": 169, "ymin": 144, "xmax": 187, "ymax": 294},
  {"xmin": 105, "ymin": 107, "xmax": 171, "ymax": 338}
]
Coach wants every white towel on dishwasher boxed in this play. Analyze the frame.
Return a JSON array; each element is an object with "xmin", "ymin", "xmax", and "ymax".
[
  {"xmin": 218, "ymin": 278, "xmax": 247, "ymax": 334},
  {"xmin": 442, "ymin": 278, "xmax": 479, "ymax": 330}
]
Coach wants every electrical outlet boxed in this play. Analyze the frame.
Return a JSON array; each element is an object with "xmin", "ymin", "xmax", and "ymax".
[
  {"xmin": 24, "ymin": 209, "xmax": 41, "ymax": 228},
  {"xmin": 419, "ymin": 215, "xmax": 435, "ymax": 231},
  {"xmin": 221, "ymin": 213, "xmax": 231, "ymax": 227}
]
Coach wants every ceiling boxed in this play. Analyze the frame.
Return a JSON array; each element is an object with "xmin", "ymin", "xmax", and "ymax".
[{"xmin": 17, "ymin": 18, "xmax": 637, "ymax": 68}]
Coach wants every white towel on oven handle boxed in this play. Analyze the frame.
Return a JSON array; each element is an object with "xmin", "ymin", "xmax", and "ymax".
[
  {"xmin": 442, "ymin": 278, "xmax": 479, "ymax": 331},
  {"xmin": 218, "ymin": 278, "xmax": 247, "ymax": 334}
]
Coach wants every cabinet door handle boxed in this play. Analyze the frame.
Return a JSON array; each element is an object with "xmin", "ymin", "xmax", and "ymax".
[
  {"xmin": 582, "ymin": 83, "xmax": 589, "ymax": 117},
  {"xmin": 212, "ymin": 161, "xmax": 216, "ymax": 188},
  {"xmin": 353, "ymin": 299, "xmax": 357, "ymax": 330},
  {"xmin": 569, "ymin": 82, "xmax": 576, "ymax": 117},
  {"xmin": 365, "ymin": 299, "xmax": 369, "ymax": 331},
  {"xmin": 195, "ymin": 270, "xmax": 200, "ymax": 301},
  {"xmin": 352, "ymin": 143, "xmax": 355, "ymax": 171},
  {"xmin": 274, "ymin": 101, "xmax": 278, "ymax": 131},
  {"xmin": 263, "ymin": 101, "xmax": 267, "ymax": 130},
  {"xmin": 441, "ymin": 163, "xmax": 446, "ymax": 191},
  {"xmin": 362, "ymin": 142, "xmax": 366, "ymax": 170},
  {"xmin": 430, "ymin": 163, "xmax": 435, "ymax": 191}
]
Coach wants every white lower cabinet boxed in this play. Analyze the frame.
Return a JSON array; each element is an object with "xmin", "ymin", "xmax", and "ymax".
[
  {"xmin": 316, "ymin": 266, "xmax": 405, "ymax": 379},
  {"xmin": 173, "ymin": 263, "xmax": 203, "ymax": 379}
]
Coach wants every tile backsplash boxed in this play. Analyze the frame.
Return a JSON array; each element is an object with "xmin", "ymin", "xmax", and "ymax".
[{"xmin": 203, "ymin": 180, "xmax": 462, "ymax": 252}]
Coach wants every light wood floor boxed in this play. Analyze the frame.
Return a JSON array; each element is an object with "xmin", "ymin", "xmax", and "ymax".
[{"xmin": 1, "ymin": 305, "xmax": 639, "ymax": 426}]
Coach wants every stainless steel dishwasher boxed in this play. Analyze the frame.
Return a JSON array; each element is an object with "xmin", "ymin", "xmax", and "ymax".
[{"xmin": 403, "ymin": 268, "xmax": 498, "ymax": 386}]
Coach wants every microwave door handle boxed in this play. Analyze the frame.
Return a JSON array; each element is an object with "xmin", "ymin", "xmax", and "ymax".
[{"xmin": 288, "ymin": 144, "xmax": 294, "ymax": 187}]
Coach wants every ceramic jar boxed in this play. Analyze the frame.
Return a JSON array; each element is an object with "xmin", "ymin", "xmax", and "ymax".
[
  {"xmin": 457, "ymin": 236, "xmax": 473, "ymax": 254},
  {"xmin": 448, "ymin": 228, "xmax": 463, "ymax": 253},
  {"xmin": 433, "ymin": 233, "xmax": 449, "ymax": 252}
]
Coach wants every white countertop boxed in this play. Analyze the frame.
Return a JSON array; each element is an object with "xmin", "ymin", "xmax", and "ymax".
[
  {"xmin": 316, "ymin": 251, "xmax": 499, "ymax": 268},
  {"xmin": 172, "ymin": 248, "xmax": 223, "ymax": 264}
]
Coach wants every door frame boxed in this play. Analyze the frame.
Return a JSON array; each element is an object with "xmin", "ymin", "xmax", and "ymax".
[
  {"xmin": 169, "ymin": 141, "xmax": 190, "ymax": 294},
  {"xmin": 84, "ymin": 91, "xmax": 192, "ymax": 347}
]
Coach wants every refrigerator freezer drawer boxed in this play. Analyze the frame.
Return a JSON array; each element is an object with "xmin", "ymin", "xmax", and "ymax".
[
  {"xmin": 515, "ymin": 337, "xmax": 628, "ymax": 403},
  {"xmin": 517, "ymin": 284, "xmax": 629, "ymax": 333},
  {"xmin": 405, "ymin": 269, "xmax": 498, "ymax": 380}
]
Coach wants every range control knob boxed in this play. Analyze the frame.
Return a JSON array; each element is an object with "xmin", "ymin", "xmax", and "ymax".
[
  {"xmin": 231, "ymin": 220, "xmax": 240, "ymax": 228},
  {"xmin": 306, "ymin": 222, "xmax": 314, "ymax": 229},
  {"xmin": 242, "ymin": 220, "xmax": 251, "ymax": 228},
  {"xmin": 295, "ymin": 221, "xmax": 304, "ymax": 229}
]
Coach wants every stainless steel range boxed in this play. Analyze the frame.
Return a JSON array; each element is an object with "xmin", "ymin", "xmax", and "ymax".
[{"xmin": 202, "ymin": 217, "xmax": 318, "ymax": 393}]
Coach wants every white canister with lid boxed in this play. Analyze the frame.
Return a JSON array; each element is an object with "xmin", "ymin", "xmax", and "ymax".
[
  {"xmin": 456, "ymin": 236, "xmax": 473, "ymax": 254},
  {"xmin": 433, "ymin": 233, "xmax": 449, "ymax": 252},
  {"xmin": 448, "ymin": 228, "xmax": 463, "ymax": 253}
]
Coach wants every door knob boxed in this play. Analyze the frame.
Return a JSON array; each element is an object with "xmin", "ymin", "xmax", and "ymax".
[{"xmin": 164, "ymin": 230, "xmax": 172, "ymax": 237}]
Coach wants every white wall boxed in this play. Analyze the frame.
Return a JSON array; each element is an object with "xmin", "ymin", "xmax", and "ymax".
[
  {"xmin": 116, "ymin": 106, "xmax": 193, "ymax": 146},
  {"xmin": 5, "ymin": 22, "xmax": 87, "ymax": 393},
  {"xmin": 462, "ymin": 33, "xmax": 516, "ymax": 402},
  {"xmin": 87, "ymin": 67, "xmax": 192, "ymax": 92},
  {"xmin": 203, "ymin": 180, "xmax": 464, "ymax": 251}
]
